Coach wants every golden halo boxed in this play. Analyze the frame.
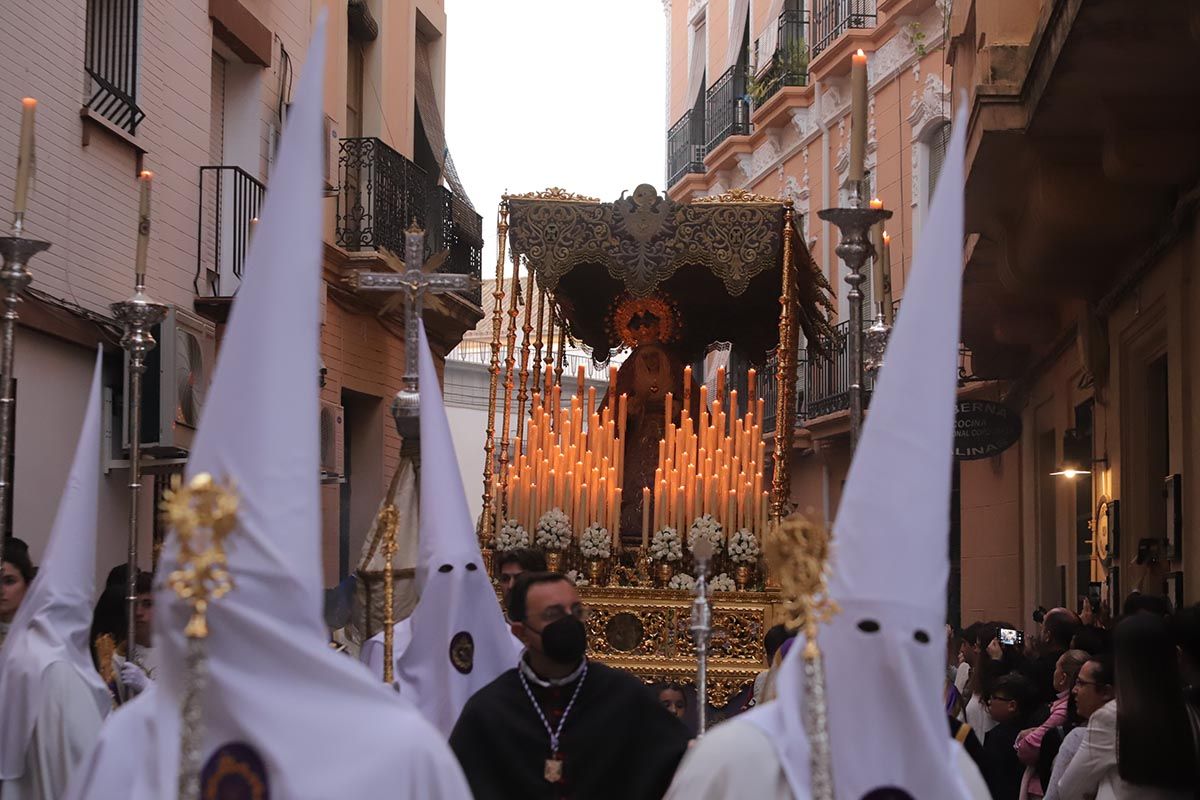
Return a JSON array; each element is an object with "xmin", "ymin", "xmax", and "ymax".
[{"xmin": 606, "ymin": 294, "xmax": 682, "ymax": 349}]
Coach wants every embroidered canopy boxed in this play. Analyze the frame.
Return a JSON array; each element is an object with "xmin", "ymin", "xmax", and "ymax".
[{"xmin": 506, "ymin": 185, "xmax": 833, "ymax": 363}]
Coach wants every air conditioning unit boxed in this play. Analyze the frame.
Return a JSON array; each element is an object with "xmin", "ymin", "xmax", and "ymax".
[
  {"xmin": 319, "ymin": 401, "xmax": 345, "ymax": 483},
  {"xmin": 122, "ymin": 307, "xmax": 216, "ymax": 456}
]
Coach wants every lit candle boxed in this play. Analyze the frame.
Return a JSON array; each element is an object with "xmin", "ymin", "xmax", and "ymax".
[
  {"xmin": 617, "ymin": 392, "xmax": 627, "ymax": 482},
  {"xmin": 850, "ymin": 49, "xmax": 868, "ymax": 184},
  {"xmin": 716, "ymin": 366, "xmax": 726, "ymax": 404},
  {"xmin": 747, "ymin": 368, "xmax": 757, "ymax": 402},
  {"xmin": 135, "ymin": 170, "xmax": 153, "ymax": 284},
  {"xmin": 642, "ymin": 487, "xmax": 651, "ymax": 548},
  {"xmin": 577, "ymin": 365, "xmax": 585, "ymax": 399},
  {"xmin": 611, "ymin": 488, "xmax": 621, "ymax": 545},
  {"xmin": 249, "ymin": 216, "xmax": 260, "ymax": 240},
  {"xmin": 12, "ymin": 98, "xmax": 36, "ymax": 217},
  {"xmin": 664, "ymin": 392, "xmax": 673, "ymax": 428},
  {"xmin": 869, "ymin": 197, "xmax": 883, "ymax": 210},
  {"xmin": 727, "ymin": 489, "xmax": 736, "ymax": 535},
  {"xmin": 548, "ymin": 468, "xmax": 557, "ymax": 510},
  {"xmin": 683, "ymin": 366, "xmax": 692, "ymax": 415}
]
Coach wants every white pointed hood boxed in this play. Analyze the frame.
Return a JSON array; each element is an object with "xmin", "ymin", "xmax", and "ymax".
[
  {"xmin": 62, "ymin": 18, "xmax": 471, "ymax": 799},
  {"xmin": 748, "ymin": 104, "xmax": 971, "ymax": 800},
  {"xmin": 0, "ymin": 349, "xmax": 109, "ymax": 779},
  {"xmin": 394, "ymin": 321, "xmax": 515, "ymax": 736}
]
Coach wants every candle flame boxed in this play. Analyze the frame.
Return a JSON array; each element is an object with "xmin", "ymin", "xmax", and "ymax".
[
  {"xmin": 882, "ymin": 231, "xmax": 891, "ymax": 245},
  {"xmin": 856, "ymin": 49, "xmax": 866, "ymax": 57},
  {"xmin": 21, "ymin": 97, "xmax": 37, "ymax": 108},
  {"xmin": 139, "ymin": 170, "xmax": 154, "ymax": 181},
  {"xmin": 870, "ymin": 197, "xmax": 883, "ymax": 209}
]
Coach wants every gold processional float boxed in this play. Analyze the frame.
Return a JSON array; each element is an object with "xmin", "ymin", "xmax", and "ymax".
[{"xmin": 476, "ymin": 184, "xmax": 835, "ymax": 712}]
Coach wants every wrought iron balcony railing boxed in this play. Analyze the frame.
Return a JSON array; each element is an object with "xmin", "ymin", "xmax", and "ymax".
[
  {"xmin": 194, "ymin": 166, "xmax": 266, "ymax": 298},
  {"xmin": 759, "ymin": 353, "xmax": 810, "ymax": 435},
  {"xmin": 805, "ymin": 319, "xmax": 874, "ymax": 419},
  {"xmin": 705, "ymin": 65, "xmax": 751, "ymax": 153},
  {"xmin": 810, "ymin": 0, "xmax": 877, "ymax": 59},
  {"xmin": 85, "ymin": 0, "xmax": 145, "ymax": 133},
  {"xmin": 335, "ymin": 137, "xmax": 483, "ymax": 307},
  {"xmin": 753, "ymin": 8, "xmax": 810, "ymax": 107},
  {"xmin": 667, "ymin": 110, "xmax": 707, "ymax": 187}
]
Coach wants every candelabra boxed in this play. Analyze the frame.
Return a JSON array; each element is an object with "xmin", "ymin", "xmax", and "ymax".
[
  {"xmin": 111, "ymin": 277, "xmax": 168, "ymax": 663},
  {"xmin": 817, "ymin": 183, "xmax": 891, "ymax": 448},
  {"xmin": 690, "ymin": 536, "xmax": 714, "ymax": 737},
  {"xmin": 0, "ymin": 216, "xmax": 49, "ymax": 556},
  {"xmin": 863, "ymin": 302, "xmax": 891, "ymax": 378}
]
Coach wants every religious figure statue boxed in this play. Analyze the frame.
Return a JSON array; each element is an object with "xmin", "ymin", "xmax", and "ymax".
[{"xmin": 599, "ymin": 294, "xmax": 701, "ymax": 545}]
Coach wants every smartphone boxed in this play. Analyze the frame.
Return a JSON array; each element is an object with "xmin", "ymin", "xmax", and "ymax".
[{"xmin": 999, "ymin": 627, "xmax": 1024, "ymax": 647}]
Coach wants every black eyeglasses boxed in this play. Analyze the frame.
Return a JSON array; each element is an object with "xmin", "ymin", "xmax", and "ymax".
[{"xmin": 1074, "ymin": 678, "xmax": 1108, "ymax": 689}]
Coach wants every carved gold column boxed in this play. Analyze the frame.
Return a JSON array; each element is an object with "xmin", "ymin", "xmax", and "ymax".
[
  {"xmin": 532, "ymin": 284, "xmax": 547, "ymax": 390},
  {"xmin": 554, "ymin": 304, "xmax": 566, "ymax": 386},
  {"xmin": 480, "ymin": 201, "xmax": 508, "ymax": 545},
  {"xmin": 772, "ymin": 207, "xmax": 799, "ymax": 521},
  {"xmin": 498, "ymin": 249, "xmax": 522, "ymax": 508},
  {"xmin": 515, "ymin": 255, "xmax": 537, "ymax": 445}
]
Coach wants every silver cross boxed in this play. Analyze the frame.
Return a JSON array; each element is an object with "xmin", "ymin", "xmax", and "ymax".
[{"xmin": 347, "ymin": 224, "xmax": 478, "ymax": 436}]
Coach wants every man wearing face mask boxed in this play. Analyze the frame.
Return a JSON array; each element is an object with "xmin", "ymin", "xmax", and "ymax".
[{"xmin": 450, "ymin": 572, "xmax": 690, "ymax": 799}]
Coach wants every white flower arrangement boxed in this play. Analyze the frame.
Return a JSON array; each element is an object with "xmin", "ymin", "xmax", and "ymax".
[
  {"xmin": 708, "ymin": 572, "xmax": 737, "ymax": 593},
  {"xmin": 535, "ymin": 508, "xmax": 571, "ymax": 551},
  {"xmin": 579, "ymin": 525, "xmax": 611, "ymax": 559},
  {"xmin": 649, "ymin": 527, "xmax": 683, "ymax": 562},
  {"xmin": 688, "ymin": 514, "xmax": 724, "ymax": 555},
  {"xmin": 565, "ymin": 568, "xmax": 590, "ymax": 588},
  {"xmin": 727, "ymin": 528, "xmax": 760, "ymax": 564},
  {"xmin": 492, "ymin": 519, "xmax": 530, "ymax": 552},
  {"xmin": 668, "ymin": 572, "xmax": 696, "ymax": 591}
]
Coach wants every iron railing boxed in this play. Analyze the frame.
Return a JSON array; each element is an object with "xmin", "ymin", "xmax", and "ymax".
[
  {"xmin": 806, "ymin": 320, "xmax": 874, "ymax": 418},
  {"xmin": 194, "ymin": 166, "xmax": 266, "ymax": 297},
  {"xmin": 667, "ymin": 110, "xmax": 707, "ymax": 187},
  {"xmin": 810, "ymin": 0, "xmax": 877, "ymax": 58},
  {"xmin": 85, "ymin": 0, "xmax": 145, "ymax": 133},
  {"xmin": 705, "ymin": 65, "xmax": 751, "ymax": 153},
  {"xmin": 335, "ymin": 137, "xmax": 483, "ymax": 306},
  {"xmin": 759, "ymin": 353, "xmax": 810, "ymax": 435},
  {"xmin": 755, "ymin": 9, "xmax": 810, "ymax": 106}
]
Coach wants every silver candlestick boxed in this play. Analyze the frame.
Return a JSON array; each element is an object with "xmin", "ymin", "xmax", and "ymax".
[
  {"xmin": 817, "ymin": 182, "xmax": 891, "ymax": 448},
  {"xmin": 111, "ymin": 279, "xmax": 167, "ymax": 663},
  {"xmin": 863, "ymin": 302, "xmax": 891, "ymax": 377},
  {"xmin": 0, "ymin": 215, "xmax": 49, "ymax": 557},
  {"xmin": 690, "ymin": 536, "xmax": 714, "ymax": 737}
]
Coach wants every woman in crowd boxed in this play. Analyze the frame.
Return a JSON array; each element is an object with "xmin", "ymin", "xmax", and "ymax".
[
  {"xmin": 962, "ymin": 621, "xmax": 1027, "ymax": 745},
  {"xmin": 0, "ymin": 540, "xmax": 35, "ymax": 649},
  {"xmin": 1016, "ymin": 649, "xmax": 1089, "ymax": 798},
  {"xmin": 1044, "ymin": 654, "xmax": 1115, "ymax": 800},
  {"xmin": 1055, "ymin": 613, "xmax": 1199, "ymax": 799}
]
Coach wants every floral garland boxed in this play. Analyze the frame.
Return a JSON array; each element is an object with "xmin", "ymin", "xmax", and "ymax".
[
  {"xmin": 727, "ymin": 528, "xmax": 760, "ymax": 564},
  {"xmin": 579, "ymin": 525, "xmax": 611, "ymax": 559},
  {"xmin": 493, "ymin": 519, "xmax": 530, "ymax": 552},
  {"xmin": 649, "ymin": 527, "xmax": 683, "ymax": 562},
  {"xmin": 687, "ymin": 514, "xmax": 724, "ymax": 555},
  {"xmin": 668, "ymin": 572, "xmax": 696, "ymax": 591},
  {"xmin": 709, "ymin": 572, "xmax": 737, "ymax": 593},
  {"xmin": 565, "ymin": 568, "xmax": 590, "ymax": 588},
  {"xmin": 535, "ymin": 508, "xmax": 571, "ymax": 551}
]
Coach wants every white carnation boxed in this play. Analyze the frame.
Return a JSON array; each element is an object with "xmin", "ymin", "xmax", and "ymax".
[
  {"xmin": 565, "ymin": 568, "xmax": 590, "ymax": 588},
  {"xmin": 727, "ymin": 528, "xmax": 760, "ymax": 564},
  {"xmin": 668, "ymin": 572, "xmax": 696, "ymax": 591},
  {"xmin": 649, "ymin": 527, "xmax": 683, "ymax": 562},
  {"xmin": 708, "ymin": 572, "xmax": 737, "ymax": 593},
  {"xmin": 579, "ymin": 525, "xmax": 611, "ymax": 559},
  {"xmin": 492, "ymin": 519, "xmax": 530, "ymax": 552},
  {"xmin": 687, "ymin": 514, "xmax": 724, "ymax": 555},
  {"xmin": 535, "ymin": 508, "xmax": 571, "ymax": 550}
]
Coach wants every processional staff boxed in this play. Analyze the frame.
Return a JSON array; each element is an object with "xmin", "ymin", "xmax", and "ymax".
[
  {"xmin": 0, "ymin": 98, "xmax": 50, "ymax": 557},
  {"xmin": 347, "ymin": 223, "xmax": 479, "ymax": 682}
]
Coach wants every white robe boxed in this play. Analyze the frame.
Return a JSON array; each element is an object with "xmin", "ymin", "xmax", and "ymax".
[
  {"xmin": 360, "ymin": 619, "xmax": 524, "ymax": 682},
  {"xmin": 664, "ymin": 718, "xmax": 991, "ymax": 800},
  {"xmin": 1, "ymin": 662, "xmax": 106, "ymax": 800}
]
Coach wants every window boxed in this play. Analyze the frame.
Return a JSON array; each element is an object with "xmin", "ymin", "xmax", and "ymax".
[
  {"xmin": 926, "ymin": 120, "xmax": 951, "ymax": 198},
  {"xmin": 346, "ymin": 38, "xmax": 365, "ymax": 139},
  {"xmin": 85, "ymin": 0, "xmax": 144, "ymax": 134}
]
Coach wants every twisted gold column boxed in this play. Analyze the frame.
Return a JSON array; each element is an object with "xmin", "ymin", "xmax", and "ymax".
[
  {"xmin": 480, "ymin": 201, "xmax": 508, "ymax": 545},
  {"xmin": 772, "ymin": 207, "xmax": 799, "ymax": 521},
  {"xmin": 515, "ymin": 255, "xmax": 536, "ymax": 446},
  {"xmin": 498, "ymin": 250, "xmax": 522, "ymax": 511}
]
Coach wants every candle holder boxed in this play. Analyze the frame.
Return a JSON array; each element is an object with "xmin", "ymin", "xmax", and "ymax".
[
  {"xmin": 689, "ymin": 536, "xmax": 714, "ymax": 737},
  {"xmin": 111, "ymin": 280, "xmax": 168, "ymax": 663},
  {"xmin": 817, "ymin": 184, "xmax": 891, "ymax": 448},
  {"xmin": 0, "ymin": 222, "xmax": 49, "ymax": 553},
  {"xmin": 863, "ymin": 302, "xmax": 891, "ymax": 378}
]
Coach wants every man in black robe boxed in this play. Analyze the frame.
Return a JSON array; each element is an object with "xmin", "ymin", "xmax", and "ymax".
[{"xmin": 450, "ymin": 572, "xmax": 690, "ymax": 799}]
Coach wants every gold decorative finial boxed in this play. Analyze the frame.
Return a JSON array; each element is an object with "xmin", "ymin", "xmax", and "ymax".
[
  {"xmin": 504, "ymin": 187, "xmax": 601, "ymax": 203},
  {"xmin": 764, "ymin": 512, "xmax": 837, "ymax": 651},
  {"xmin": 161, "ymin": 472, "xmax": 239, "ymax": 639}
]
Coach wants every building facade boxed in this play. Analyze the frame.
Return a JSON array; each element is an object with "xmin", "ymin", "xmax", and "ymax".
[
  {"xmin": 949, "ymin": 0, "xmax": 1200, "ymax": 622},
  {"xmin": 0, "ymin": 0, "xmax": 482, "ymax": 590}
]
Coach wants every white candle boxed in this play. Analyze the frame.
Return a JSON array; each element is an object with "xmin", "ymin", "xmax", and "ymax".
[
  {"xmin": 850, "ymin": 49, "xmax": 868, "ymax": 184},
  {"xmin": 12, "ymin": 98, "xmax": 36, "ymax": 216},
  {"xmin": 135, "ymin": 170, "xmax": 153, "ymax": 284}
]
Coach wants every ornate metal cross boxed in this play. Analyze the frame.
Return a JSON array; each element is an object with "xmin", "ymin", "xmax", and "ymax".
[{"xmin": 347, "ymin": 223, "xmax": 477, "ymax": 436}]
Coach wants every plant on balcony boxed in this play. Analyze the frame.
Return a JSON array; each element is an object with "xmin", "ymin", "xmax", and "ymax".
[{"xmin": 746, "ymin": 40, "xmax": 810, "ymax": 107}]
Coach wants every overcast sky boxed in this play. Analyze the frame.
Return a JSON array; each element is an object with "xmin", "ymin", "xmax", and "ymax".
[{"xmin": 444, "ymin": 0, "xmax": 668, "ymax": 274}]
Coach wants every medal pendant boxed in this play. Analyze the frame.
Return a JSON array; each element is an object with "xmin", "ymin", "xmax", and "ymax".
[{"xmin": 544, "ymin": 756, "xmax": 563, "ymax": 783}]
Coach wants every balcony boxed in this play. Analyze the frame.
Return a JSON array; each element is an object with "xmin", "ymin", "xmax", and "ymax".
[
  {"xmin": 194, "ymin": 166, "xmax": 266, "ymax": 298},
  {"xmin": 810, "ymin": 0, "xmax": 877, "ymax": 59},
  {"xmin": 758, "ymin": 353, "xmax": 809, "ymax": 435},
  {"xmin": 750, "ymin": 9, "xmax": 810, "ymax": 107},
  {"xmin": 335, "ymin": 137, "xmax": 483, "ymax": 307},
  {"xmin": 704, "ymin": 65, "xmax": 751, "ymax": 154},
  {"xmin": 667, "ymin": 110, "xmax": 706, "ymax": 187}
]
